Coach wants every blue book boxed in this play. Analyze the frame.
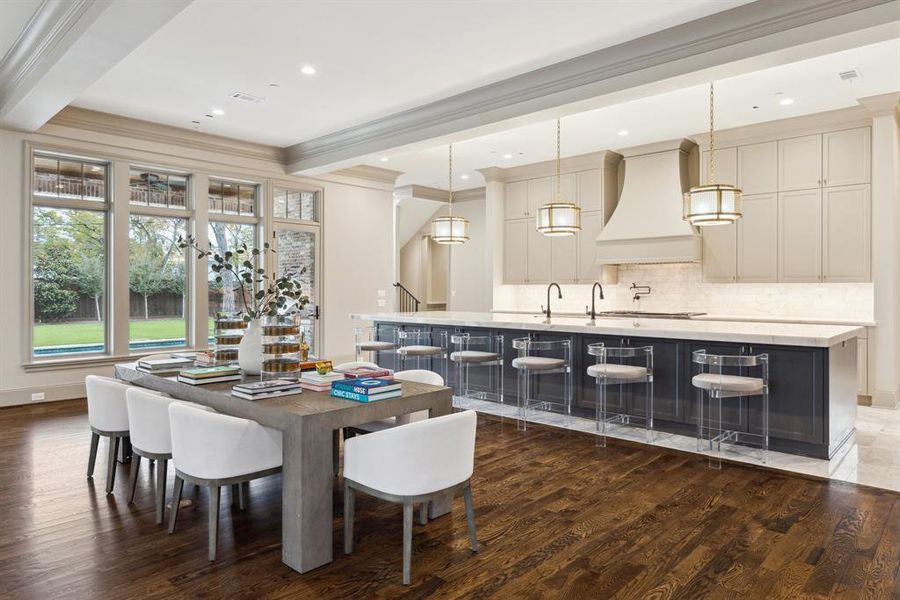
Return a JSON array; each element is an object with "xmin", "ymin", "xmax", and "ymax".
[
  {"xmin": 332, "ymin": 378, "xmax": 401, "ymax": 395},
  {"xmin": 331, "ymin": 387, "xmax": 402, "ymax": 403}
]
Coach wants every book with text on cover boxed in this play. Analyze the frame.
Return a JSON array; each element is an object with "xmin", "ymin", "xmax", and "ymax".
[
  {"xmin": 331, "ymin": 387, "xmax": 402, "ymax": 403},
  {"xmin": 331, "ymin": 378, "xmax": 401, "ymax": 396}
]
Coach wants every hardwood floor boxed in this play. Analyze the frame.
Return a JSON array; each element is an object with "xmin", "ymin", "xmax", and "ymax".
[{"xmin": 0, "ymin": 399, "xmax": 897, "ymax": 599}]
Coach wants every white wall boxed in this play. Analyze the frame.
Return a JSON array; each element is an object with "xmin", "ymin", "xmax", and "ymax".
[{"xmin": 449, "ymin": 198, "xmax": 491, "ymax": 311}]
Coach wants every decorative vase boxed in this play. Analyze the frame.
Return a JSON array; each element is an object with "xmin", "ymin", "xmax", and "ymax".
[{"xmin": 238, "ymin": 319, "xmax": 262, "ymax": 375}]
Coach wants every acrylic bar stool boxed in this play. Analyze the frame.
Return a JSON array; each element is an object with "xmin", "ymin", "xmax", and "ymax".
[
  {"xmin": 511, "ymin": 337, "xmax": 572, "ymax": 431},
  {"xmin": 450, "ymin": 333, "xmax": 504, "ymax": 405},
  {"xmin": 692, "ymin": 349, "xmax": 769, "ymax": 468},
  {"xmin": 354, "ymin": 326, "xmax": 397, "ymax": 363},
  {"xmin": 396, "ymin": 330, "xmax": 448, "ymax": 382},
  {"xmin": 586, "ymin": 342, "xmax": 654, "ymax": 447}
]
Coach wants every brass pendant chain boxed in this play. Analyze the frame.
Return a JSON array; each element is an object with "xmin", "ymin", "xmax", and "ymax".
[
  {"xmin": 708, "ymin": 82, "xmax": 716, "ymax": 185},
  {"xmin": 556, "ymin": 118, "xmax": 561, "ymax": 201},
  {"xmin": 448, "ymin": 143, "xmax": 453, "ymax": 216}
]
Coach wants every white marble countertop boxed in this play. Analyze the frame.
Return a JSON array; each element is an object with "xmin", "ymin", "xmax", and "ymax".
[
  {"xmin": 351, "ymin": 311, "xmax": 864, "ymax": 347},
  {"xmin": 489, "ymin": 309, "xmax": 874, "ymax": 327}
]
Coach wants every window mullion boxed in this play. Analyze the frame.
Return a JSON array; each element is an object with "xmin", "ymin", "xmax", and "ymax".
[
  {"xmin": 192, "ymin": 173, "xmax": 210, "ymax": 350},
  {"xmin": 110, "ymin": 161, "xmax": 132, "ymax": 357}
]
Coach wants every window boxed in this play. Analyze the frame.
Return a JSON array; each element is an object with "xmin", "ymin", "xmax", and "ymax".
[
  {"xmin": 208, "ymin": 179, "xmax": 256, "ymax": 216},
  {"xmin": 128, "ymin": 215, "xmax": 188, "ymax": 349},
  {"xmin": 31, "ymin": 152, "xmax": 109, "ymax": 357},
  {"xmin": 207, "ymin": 222, "xmax": 256, "ymax": 336},
  {"xmin": 129, "ymin": 168, "xmax": 188, "ymax": 209},
  {"xmin": 274, "ymin": 187, "xmax": 318, "ymax": 221}
]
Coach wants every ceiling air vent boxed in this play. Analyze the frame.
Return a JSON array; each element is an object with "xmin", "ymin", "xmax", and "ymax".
[
  {"xmin": 838, "ymin": 69, "xmax": 860, "ymax": 82},
  {"xmin": 230, "ymin": 91, "xmax": 264, "ymax": 103}
]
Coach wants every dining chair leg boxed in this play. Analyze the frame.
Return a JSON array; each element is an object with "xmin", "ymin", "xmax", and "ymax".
[
  {"xmin": 343, "ymin": 483, "xmax": 355, "ymax": 555},
  {"xmin": 127, "ymin": 454, "xmax": 141, "ymax": 504},
  {"xmin": 231, "ymin": 483, "xmax": 239, "ymax": 505},
  {"xmin": 419, "ymin": 502, "xmax": 428, "ymax": 526},
  {"xmin": 168, "ymin": 476, "xmax": 184, "ymax": 534},
  {"xmin": 464, "ymin": 484, "xmax": 478, "ymax": 552},
  {"xmin": 87, "ymin": 433, "xmax": 100, "ymax": 478},
  {"xmin": 402, "ymin": 502, "xmax": 413, "ymax": 585},
  {"xmin": 208, "ymin": 485, "xmax": 220, "ymax": 561},
  {"xmin": 155, "ymin": 458, "xmax": 168, "ymax": 525},
  {"xmin": 238, "ymin": 481, "xmax": 248, "ymax": 510},
  {"xmin": 105, "ymin": 436, "xmax": 119, "ymax": 494}
]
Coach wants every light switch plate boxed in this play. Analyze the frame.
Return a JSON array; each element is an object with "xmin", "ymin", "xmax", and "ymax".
[
  {"xmin": 377, "ymin": 289, "xmax": 386, "ymax": 297},
  {"xmin": 31, "ymin": 392, "xmax": 45, "ymax": 401},
  {"xmin": 377, "ymin": 299, "xmax": 386, "ymax": 307}
]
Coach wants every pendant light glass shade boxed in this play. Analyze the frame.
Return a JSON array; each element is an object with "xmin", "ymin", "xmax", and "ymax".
[
  {"xmin": 537, "ymin": 118, "xmax": 581, "ymax": 236},
  {"xmin": 431, "ymin": 143, "xmax": 470, "ymax": 245},
  {"xmin": 683, "ymin": 82, "xmax": 742, "ymax": 226}
]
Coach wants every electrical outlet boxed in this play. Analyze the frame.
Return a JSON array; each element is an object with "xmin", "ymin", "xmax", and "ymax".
[
  {"xmin": 377, "ymin": 289, "xmax": 386, "ymax": 298},
  {"xmin": 31, "ymin": 392, "xmax": 45, "ymax": 401},
  {"xmin": 377, "ymin": 299, "xmax": 386, "ymax": 307}
]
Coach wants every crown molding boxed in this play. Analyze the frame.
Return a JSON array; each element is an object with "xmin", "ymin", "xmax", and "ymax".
[
  {"xmin": 394, "ymin": 184, "xmax": 485, "ymax": 203},
  {"xmin": 476, "ymin": 150, "xmax": 622, "ymax": 183},
  {"xmin": 331, "ymin": 164, "xmax": 404, "ymax": 184},
  {"xmin": 857, "ymin": 92, "xmax": 900, "ymax": 117},
  {"xmin": 284, "ymin": 0, "xmax": 898, "ymax": 173},
  {"xmin": 617, "ymin": 138, "xmax": 696, "ymax": 159}
]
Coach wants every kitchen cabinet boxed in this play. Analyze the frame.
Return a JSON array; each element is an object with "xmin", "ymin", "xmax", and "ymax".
[
  {"xmin": 700, "ymin": 147, "xmax": 737, "ymax": 185},
  {"xmin": 527, "ymin": 177, "xmax": 552, "ymax": 217},
  {"xmin": 551, "ymin": 234, "xmax": 578, "ymax": 283},
  {"xmin": 505, "ymin": 180, "xmax": 528, "ymax": 220},
  {"xmin": 857, "ymin": 336, "xmax": 868, "ymax": 396},
  {"xmin": 374, "ymin": 322, "xmax": 402, "ymax": 372},
  {"xmin": 577, "ymin": 169, "xmax": 604, "ymax": 212},
  {"xmin": 778, "ymin": 134, "xmax": 822, "ymax": 191},
  {"xmin": 577, "ymin": 211, "xmax": 603, "ymax": 282},
  {"xmin": 737, "ymin": 141, "xmax": 777, "ymax": 194},
  {"xmin": 701, "ymin": 223, "xmax": 737, "ymax": 282},
  {"xmin": 559, "ymin": 173, "xmax": 577, "ymax": 204},
  {"xmin": 625, "ymin": 337, "xmax": 682, "ymax": 423},
  {"xmin": 823, "ymin": 184, "xmax": 870, "ymax": 282},
  {"xmin": 737, "ymin": 193, "xmax": 778, "ymax": 282},
  {"xmin": 527, "ymin": 221, "xmax": 552, "ymax": 283},
  {"xmin": 778, "ymin": 188, "xmax": 822, "ymax": 282},
  {"xmin": 504, "ymin": 219, "xmax": 528, "ymax": 283},
  {"xmin": 823, "ymin": 128, "xmax": 870, "ymax": 187}
]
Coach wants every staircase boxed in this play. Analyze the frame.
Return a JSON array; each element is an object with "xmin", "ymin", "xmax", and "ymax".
[{"xmin": 393, "ymin": 282, "xmax": 421, "ymax": 312}]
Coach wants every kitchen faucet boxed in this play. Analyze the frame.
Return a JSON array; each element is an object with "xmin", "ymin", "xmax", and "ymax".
[
  {"xmin": 585, "ymin": 282, "xmax": 605, "ymax": 321},
  {"xmin": 541, "ymin": 283, "xmax": 562, "ymax": 320}
]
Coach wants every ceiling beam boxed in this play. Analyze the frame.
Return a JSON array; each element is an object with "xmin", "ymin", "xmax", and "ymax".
[
  {"xmin": 285, "ymin": 0, "xmax": 899, "ymax": 174},
  {"xmin": 0, "ymin": 0, "xmax": 191, "ymax": 131}
]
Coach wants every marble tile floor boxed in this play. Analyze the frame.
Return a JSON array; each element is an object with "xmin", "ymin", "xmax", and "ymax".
[{"xmin": 453, "ymin": 396, "xmax": 900, "ymax": 492}]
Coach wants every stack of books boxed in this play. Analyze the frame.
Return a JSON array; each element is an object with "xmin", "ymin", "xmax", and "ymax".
[
  {"xmin": 335, "ymin": 366, "xmax": 393, "ymax": 380},
  {"xmin": 137, "ymin": 356, "xmax": 195, "ymax": 375},
  {"xmin": 193, "ymin": 351, "xmax": 216, "ymax": 367},
  {"xmin": 299, "ymin": 371, "xmax": 345, "ymax": 392},
  {"xmin": 331, "ymin": 377, "xmax": 402, "ymax": 402},
  {"xmin": 232, "ymin": 379, "xmax": 302, "ymax": 400},
  {"xmin": 177, "ymin": 365, "xmax": 241, "ymax": 385}
]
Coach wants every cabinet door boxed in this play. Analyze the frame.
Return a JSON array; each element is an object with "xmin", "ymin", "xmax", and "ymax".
[
  {"xmin": 682, "ymin": 341, "xmax": 748, "ymax": 432},
  {"xmin": 527, "ymin": 221, "xmax": 552, "ymax": 283},
  {"xmin": 778, "ymin": 135, "xmax": 822, "ymax": 191},
  {"xmin": 737, "ymin": 141, "xmax": 777, "ymax": 194},
  {"xmin": 577, "ymin": 169, "xmax": 603, "ymax": 212},
  {"xmin": 778, "ymin": 189, "xmax": 822, "ymax": 282},
  {"xmin": 701, "ymin": 223, "xmax": 737, "ymax": 282},
  {"xmin": 626, "ymin": 337, "xmax": 683, "ymax": 423},
  {"xmin": 701, "ymin": 146, "xmax": 737, "ymax": 185},
  {"xmin": 505, "ymin": 180, "xmax": 528, "ymax": 220},
  {"xmin": 504, "ymin": 220, "xmax": 528, "ymax": 284},
  {"xmin": 578, "ymin": 211, "xmax": 603, "ymax": 282},
  {"xmin": 823, "ymin": 184, "xmax": 870, "ymax": 282},
  {"xmin": 737, "ymin": 193, "xmax": 777, "ymax": 282},
  {"xmin": 823, "ymin": 128, "xmax": 870, "ymax": 187},
  {"xmin": 527, "ymin": 177, "xmax": 553, "ymax": 218},
  {"xmin": 551, "ymin": 234, "xmax": 577, "ymax": 283},
  {"xmin": 558, "ymin": 173, "xmax": 577, "ymax": 204}
]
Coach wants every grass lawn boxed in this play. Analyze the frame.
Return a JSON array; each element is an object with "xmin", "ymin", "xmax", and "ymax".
[{"xmin": 34, "ymin": 318, "xmax": 214, "ymax": 347}]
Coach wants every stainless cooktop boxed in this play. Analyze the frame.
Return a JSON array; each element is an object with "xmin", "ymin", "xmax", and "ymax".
[{"xmin": 596, "ymin": 311, "xmax": 706, "ymax": 320}]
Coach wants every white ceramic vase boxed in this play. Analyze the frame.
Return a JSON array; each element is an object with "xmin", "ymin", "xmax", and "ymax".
[{"xmin": 238, "ymin": 319, "xmax": 262, "ymax": 375}]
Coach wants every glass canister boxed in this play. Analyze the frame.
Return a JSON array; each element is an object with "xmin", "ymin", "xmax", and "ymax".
[
  {"xmin": 261, "ymin": 315, "xmax": 302, "ymax": 380},
  {"xmin": 213, "ymin": 313, "xmax": 246, "ymax": 364}
]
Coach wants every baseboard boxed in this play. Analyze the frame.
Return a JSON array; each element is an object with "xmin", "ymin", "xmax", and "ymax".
[
  {"xmin": 870, "ymin": 388, "xmax": 900, "ymax": 410},
  {"xmin": 0, "ymin": 381, "xmax": 86, "ymax": 408}
]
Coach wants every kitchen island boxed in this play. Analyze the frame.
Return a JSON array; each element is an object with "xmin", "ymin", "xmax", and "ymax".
[{"xmin": 351, "ymin": 311, "xmax": 863, "ymax": 459}]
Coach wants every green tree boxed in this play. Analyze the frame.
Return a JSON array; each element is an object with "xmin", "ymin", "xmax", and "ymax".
[
  {"xmin": 77, "ymin": 254, "xmax": 104, "ymax": 321},
  {"xmin": 32, "ymin": 236, "xmax": 78, "ymax": 322},
  {"xmin": 129, "ymin": 247, "xmax": 165, "ymax": 319}
]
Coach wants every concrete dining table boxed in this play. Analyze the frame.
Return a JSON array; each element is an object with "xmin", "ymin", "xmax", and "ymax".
[{"xmin": 114, "ymin": 362, "xmax": 454, "ymax": 573}]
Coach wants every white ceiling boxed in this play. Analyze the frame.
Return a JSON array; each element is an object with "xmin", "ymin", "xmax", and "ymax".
[
  {"xmin": 376, "ymin": 38, "xmax": 900, "ymax": 188},
  {"xmin": 72, "ymin": 0, "xmax": 751, "ymax": 146},
  {"xmin": 0, "ymin": 0, "xmax": 42, "ymax": 60}
]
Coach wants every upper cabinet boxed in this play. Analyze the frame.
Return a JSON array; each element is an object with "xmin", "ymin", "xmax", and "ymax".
[
  {"xmin": 823, "ymin": 184, "xmax": 870, "ymax": 282},
  {"xmin": 577, "ymin": 170, "xmax": 603, "ymax": 212},
  {"xmin": 526, "ymin": 177, "xmax": 553, "ymax": 217},
  {"xmin": 737, "ymin": 193, "xmax": 778, "ymax": 282},
  {"xmin": 503, "ymin": 219, "xmax": 528, "ymax": 284},
  {"xmin": 823, "ymin": 128, "xmax": 871, "ymax": 188},
  {"xmin": 778, "ymin": 189, "xmax": 822, "ymax": 282},
  {"xmin": 700, "ymin": 146, "xmax": 736, "ymax": 186},
  {"xmin": 778, "ymin": 135, "xmax": 822, "ymax": 191},
  {"xmin": 505, "ymin": 180, "xmax": 528, "ymax": 220},
  {"xmin": 701, "ymin": 224, "xmax": 737, "ymax": 282},
  {"xmin": 737, "ymin": 142, "xmax": 778, "ymax": 195}
]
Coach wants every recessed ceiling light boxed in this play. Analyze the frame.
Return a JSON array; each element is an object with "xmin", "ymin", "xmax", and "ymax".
[
  {"xmin": 779, "ymin": 97, "xmax": 795, "ymax": 106},
  {"xmin": 618, "ymin": 130, "xmax": 629, "ymax": 136},
  {"xmin": 211, "ymin": 108, "xmax": 225, "ymax": 116},
  {"xmin": 502, "ymin": 153, "xmax": 513, "ymax": 159},
  {"xmin": 300, "ymin": 65, "xmax": 316, "ymax": 75},
  {"xmin": 379, "ymin": 156, "xmax": 389, "ymax": 162},
  {"xmin": 461, "ymin": 174, "xmax": 469, "ymax": 180}
]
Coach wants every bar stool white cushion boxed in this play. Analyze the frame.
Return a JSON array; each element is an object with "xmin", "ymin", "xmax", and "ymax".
[
  {"xmin": 354, "ymin": 370, "xmax": 442, "ymax": 433},
  {"xmin": 692, "ymin": 373, "xmax": 764, "ymax": 395},
  {"xmin": 125, "ymin": 388, "xmax": 175, "ymax": 455},
  {"xmin": 398, "ymin": 345, "xmax": 443, "ymax": 356},
  {"xmin": 86, "ymin": 375, "xmax": 131, "ymax": 432},
  {"xmin": 587, "ymin": 363, "xmax": 647, "ymax": 381},
  {"xmin": 357, "ymin": 341, "xmax": 396, "ymax": 351},
  {"xmin": 450, "ymin": 350, "xmax": 499, "ymax": 364},
  {"xmin": 511, "ymin": 356, "xmax": 565, "ymax": 371}
]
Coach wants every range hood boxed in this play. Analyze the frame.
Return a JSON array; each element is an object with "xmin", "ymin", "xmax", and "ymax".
[{"xmin": 596, "ymin": 139, "xmax": 700, "ymax": 264}]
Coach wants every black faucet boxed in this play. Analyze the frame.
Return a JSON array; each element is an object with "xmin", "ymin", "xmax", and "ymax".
[
  {"xmin": 585, "ymin": 282, "xmax": 605, "ymax": 321},
  {"xmin": 541, "ymin": 283, "xmax": 562, "ymax": 319}
]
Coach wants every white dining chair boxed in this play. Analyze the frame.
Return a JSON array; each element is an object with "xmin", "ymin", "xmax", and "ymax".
[
  {"xmin": 124, "ymin": 387, "xmax": 176, "ymax": 524},
  {"xmin": 343, "ymin": 410, "xmax": 478, "ymax": 585},
  {"xmin": 352, "ymin": 369, "xmax": 443, "ymax": 434},
  {"xmin": 85, "ymin": 375, "xmax": 132, "ymax": 494},
  {"xmin": 167, "ymin": 402, "xmax": 282, "ymax": 561}
]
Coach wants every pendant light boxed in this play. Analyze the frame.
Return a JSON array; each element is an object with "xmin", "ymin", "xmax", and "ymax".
[
  {"xmin": 431, "ymin": 143, "xmax": 470, "ymax": 244},
  {"xmin": 683, "ymin": 82, "xmax": 742, "ymax": 226},
  {"xmin": 537, "ymin": 118, "xmax": 581, "ymax": 236}
]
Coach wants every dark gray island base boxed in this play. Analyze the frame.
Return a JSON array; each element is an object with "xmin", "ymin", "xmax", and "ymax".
[{"xmin": 359, "ymin": 313, "xmax": 860, "ymax": 460}]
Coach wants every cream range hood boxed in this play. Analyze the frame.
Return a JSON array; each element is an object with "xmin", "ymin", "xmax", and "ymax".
[{"xmin": 595, "ymin": 138, "xmax": 700, "ymax": 264}]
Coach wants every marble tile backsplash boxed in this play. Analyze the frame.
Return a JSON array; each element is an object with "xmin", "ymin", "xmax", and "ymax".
[{"xmin": 494, "ymin": 263, "xmax": 874, "ymax": 322}]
